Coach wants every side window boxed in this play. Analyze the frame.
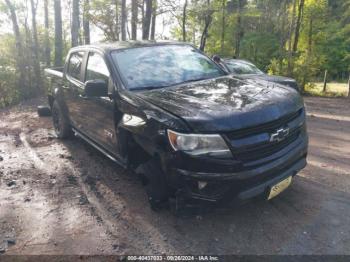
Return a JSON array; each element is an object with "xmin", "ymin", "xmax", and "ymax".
[
  {"xmin": 85, "ymin": 53, "xmax": 110, "ymax": 84},
  {"xmin": 67, "ymin": 52, "xmax": 84, "ymax": 81}
]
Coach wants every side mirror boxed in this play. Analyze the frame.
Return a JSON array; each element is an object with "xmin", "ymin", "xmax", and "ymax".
[{"xmin": 84, "ymin": 79, "xmax": 108, "ymax": 97}]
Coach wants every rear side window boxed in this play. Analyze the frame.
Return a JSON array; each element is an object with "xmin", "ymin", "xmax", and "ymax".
[
  {"xmin": 67, "ymin": 52, "xmax": 84, "ymax": 81},
  {"xmin": 85, "ymin": 53, "xmax": 110, "ymax": 84}
]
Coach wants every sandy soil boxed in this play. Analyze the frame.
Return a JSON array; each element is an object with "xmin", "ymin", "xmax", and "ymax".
[{"xmin": 0, "ymin": 96, "xmax": 349, "ymax": 255}]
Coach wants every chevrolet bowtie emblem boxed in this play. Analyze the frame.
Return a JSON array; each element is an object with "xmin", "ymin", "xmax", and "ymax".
[{"xmin": 270, "ymin": 127, "xmax": 290, "ymax": 143}]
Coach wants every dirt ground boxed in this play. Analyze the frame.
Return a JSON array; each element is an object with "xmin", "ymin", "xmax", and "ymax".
[{"xmin": 0, "ymin": 96, "xmax": 349, "ymax": 255}]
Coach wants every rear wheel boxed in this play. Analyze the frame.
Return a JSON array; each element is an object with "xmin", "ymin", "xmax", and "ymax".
[
  {"xmin": 52, "ymin": 100, "xmax": 72, "ymax": 139},
  {"xmin": 137, "ymin": 158, "xmax": 170, "ymax": 210}
]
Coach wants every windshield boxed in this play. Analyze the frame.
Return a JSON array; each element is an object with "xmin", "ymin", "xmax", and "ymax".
[
  {"xmin": 111, "ymin": 45, "xmax": 226, "ymax": 90},
  {"xmin": 225, "ymin": 60, "xmax": 264, "ymax": 75}
]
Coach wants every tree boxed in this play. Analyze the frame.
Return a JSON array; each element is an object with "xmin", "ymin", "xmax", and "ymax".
[
  {"xmin": 293, "ymin": 0, "xmax": 305, "ymax": 53},
  {"xmin": 115, "ymin": 0, "xmax": 120, "ymax": 41},
  {"xmin": 4, "ymin": 0, "xmax": 26, "ymax": 97},
  {"xmin": 83, "ymin": 0, "xmax": 91, "ymax": 44},
  {"xmin": 121, "ymin": 0, "xmax": 127, "ymax": 40},
  {"xmin": 150, "ymin": 0, "xmax": 157, "ymax": 40},
  {"xmin": 277, "ymin": 0, "xmax": 289, "ymax": 73},
  {"xmin": 220, "ymin": 0, "xmax": 226, "ymax": 53},
  {"xmin": 89, "ymin": 0, "xmax": 119, "ymax": 41},
  {"xmin": 71, "ymin": 0, "xmax": 80, "ymax": 47},
  {"xmin": 44, "ymin": 0, "xmax": 51, "ymax": 66},
  {"xmin": 131, "ymin": 0, "xmax": 138, "ymax": 40},
  {"xmin": 199, "ymin": 0, "xmax": 213, "ymax": 51},
  {"xmin": 234, "ymin": 0, "xmax": 244, "ymax": 58},
  {"xmin": 30, "ymin": 0, "xmax": 42, "ymax": 91},
  {"xmin": 54, "ymin": 0, "xmax": 63, "ymax": 66},
  {"xmin": 182, "ymin": 0, "xmax": 188, "ymax": 42},
  {"xmin": 142, "ymin": 0, "xmax": 153, "ymax": 39},
  {"xmin": 287, "ymin": 0, "xmax": 298, "ymax": 76}
]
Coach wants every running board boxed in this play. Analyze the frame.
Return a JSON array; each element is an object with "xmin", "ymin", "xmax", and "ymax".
[{"xmin": 72, "ymin": 128, "xmax": 127, "ymax": 168}]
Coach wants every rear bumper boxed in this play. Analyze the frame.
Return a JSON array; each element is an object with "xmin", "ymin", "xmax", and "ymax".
[{"xmin": 166, "ymin": 135, "xmax": 308, "ymax": 203}]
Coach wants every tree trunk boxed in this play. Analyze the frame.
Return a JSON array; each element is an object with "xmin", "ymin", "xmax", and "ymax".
[
  {"xmin": 221, "ymin": 0, "xmax": 226, "ymax": 54},
  {"xmin": 115, "ymin": 0, "xmax": 120, "ymax": 41},
  {"xmin": 54, "ymin": 0, "xmax": 63, "ymax": 66},
  {"xmin": 30, "ymin": 0, "xmax": 43, "ymax": 91},
  {"xmin": 83, "ymin": 0, "xmax": 91, "ymax": 44},
  {"xmin": 287, "ymin": 0, "xmax": 297, "ymax": 76},
  {"xmin": 307, "ymin": 17, "xmax": 313, "ymax": 55},
  {"xmin": 293, "ymin": 0, "xmax": 304, "ymax": 53},
  {"xmin": 142, "ymin": 0, "xmax": 152, "ymax": 40},
  {"xmin": 4, "ymin": 0, "xmax": 26, "ymax": 98},
  {"xmin": 71, "ymin": 0, "xmax": 80, "ymax": 47},
  {"xmin": 24, "ymin": 9, "xmax": 34, "ymax": 95},
  {"xmin": 150, "ymin": 0, "xmax": 157, "ymax": 40},
  {"xmin": 278, "ymin": 0, "xmax": 288, "ymax": 74},
  {"xmin": 131, "ymin": 0, "xmax": 138, "ymax": 40},
  {"xmin": 182, "ymin": 0, "xmax": 188, "ymax": 42},
  {"xmin": 142, "ymin": 0, "xmax": 145, "ymax": 28},
  {"xmin": 126, "ymin": 15, "xmax": 131, "ymax": 39},
  {"xmin": 44, "ymin": 0, "xmax": 51, "ymax": 66},
  {"xmin": 301, "ymin": 16, "xmax": 313, "ymax": 92},
  {"xmin": 121, "ymin": 0, "xmax": 127, "ymax": 40},
  {"xmin": 235, "ymin": 0, "xmax": 243, "ymax": 58},
  {"xmin": 199, "ymin": 0, "xmax": 212, "ymax": 51}
]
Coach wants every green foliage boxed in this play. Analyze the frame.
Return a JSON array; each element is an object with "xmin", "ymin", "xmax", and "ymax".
[
  {"xmin": 240, "ymin": 32, "xmax": 280, "ymax": 71},
  {"xmin": 172, "ymin": 0, "xmax": 350, "ymax": 88},
  {"xmin": 89, "ymin": 0, "xmax": 119, "ymax": 41},
  {"xmin": 0, "ymin": 34, "xmax": 19, "ymax": 108},
  {"xmin": 1, "ymin": 0, "xmax": 350, "ymax": 108}
]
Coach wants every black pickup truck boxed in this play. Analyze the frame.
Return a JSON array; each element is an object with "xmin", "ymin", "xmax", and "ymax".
[{"xmin": 44, "ymin": 41, "xmax": 308, "ymax": 210}]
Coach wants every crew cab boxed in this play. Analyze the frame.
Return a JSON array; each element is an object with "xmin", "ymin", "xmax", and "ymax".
[{"xmin": 44, "ymin": 41, "xmax": 308, "ymax": 210}]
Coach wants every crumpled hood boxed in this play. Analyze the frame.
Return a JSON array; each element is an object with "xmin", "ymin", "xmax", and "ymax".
[{"xmin": 136, "ymin": 76, "xmax": 304, "ymax": 132}]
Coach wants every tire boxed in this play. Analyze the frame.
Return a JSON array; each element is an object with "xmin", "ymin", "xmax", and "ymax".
[
  {"xmin": 138, "ymin": 158, "xmax": 170, "ymax": 210},
  {"xmin": 37, "ymin": 105, "xmax": 52, "ymax": 117},
  {"xmin": 52, "ymin": 100, "xmax": 72, "ymax": 139}
]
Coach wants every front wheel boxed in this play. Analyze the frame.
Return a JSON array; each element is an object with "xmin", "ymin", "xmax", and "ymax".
[
  {"xmin": 52, "ymin": 100, "xmax": 72, "ymax": 139},
  {"xmin": 138, "ymin": 158, "xmax": 170, "ymax": 210}
]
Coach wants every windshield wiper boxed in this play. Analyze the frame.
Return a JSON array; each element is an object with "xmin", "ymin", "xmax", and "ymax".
[
  {"xmin": 133, "ymin": 77, "xmax": 211, "ymax": 91},
  {"xmin": 180, "ymin": 77, "xmax": 210, "ymax": 84},
  {"xmin": 170, "ymin": 77, "xmax": 212, "ymax": 87},
  {"xmin": 132, "ymin": 85, "xmax": 170, "ymax": 91}
]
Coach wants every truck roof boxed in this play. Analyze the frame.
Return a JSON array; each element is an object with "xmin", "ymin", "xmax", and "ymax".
[{"xmin": 70, "ymin": 40, "xmax": 189, "ymax": 53}]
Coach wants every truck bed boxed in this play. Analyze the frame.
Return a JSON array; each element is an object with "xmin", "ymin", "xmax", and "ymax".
[{"xmin": 44, "ymin": 67, "xmax": 64, "ymax": 103}]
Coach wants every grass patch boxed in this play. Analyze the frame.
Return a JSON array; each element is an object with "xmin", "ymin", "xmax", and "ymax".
[{"xmin": 305, "ymin": 82, "xmax": 349, "ymax": 97}]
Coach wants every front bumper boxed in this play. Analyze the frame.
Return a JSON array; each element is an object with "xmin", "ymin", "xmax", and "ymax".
[{"xmin": 165, "ymin": 135, "xmax": 308, "ymax": 203}]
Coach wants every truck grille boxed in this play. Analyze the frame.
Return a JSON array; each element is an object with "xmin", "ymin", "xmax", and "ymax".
[
  {"xmin": 226, "ymin": 109, "xmax": 303, "ymax": 140},
  {"xmin": 231, "ymin": 131, "xmax": 300, "ymax": 162},
  {"xmin": 226, "ymin": 108, "xmax": 304, "ymax": 163}
]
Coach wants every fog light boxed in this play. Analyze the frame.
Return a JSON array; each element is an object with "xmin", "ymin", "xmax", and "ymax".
[{"xmin": 198, "ymin": 181, "xmax": 207, "ymax": 190}]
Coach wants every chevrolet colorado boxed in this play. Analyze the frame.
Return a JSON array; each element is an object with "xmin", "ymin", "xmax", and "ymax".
[{"xmin": 44, "ymin": 41, "xmax": 308, "ymax": 210}]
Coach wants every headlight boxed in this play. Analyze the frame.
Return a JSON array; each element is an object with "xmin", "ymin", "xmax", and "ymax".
[{"xmin": 167, "ymin": 130, "xmax": 231, "ymax": 156}]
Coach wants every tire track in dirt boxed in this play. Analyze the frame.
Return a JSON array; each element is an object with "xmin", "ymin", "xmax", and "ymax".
[{"xmin": 18, "ymin": 131, "xmax": 175, "ymax": 254}]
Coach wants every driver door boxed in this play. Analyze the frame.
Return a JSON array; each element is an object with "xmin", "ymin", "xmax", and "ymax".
[{"xmin": 80, "ymin": 51, "xmax": 118, "ymax": 154}]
